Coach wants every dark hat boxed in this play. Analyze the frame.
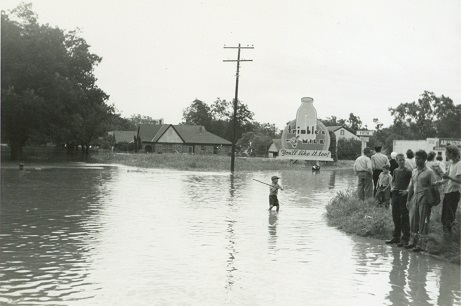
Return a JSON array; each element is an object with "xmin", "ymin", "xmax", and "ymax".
[{"xmin": 271, "ymin": 176, "xmax": 280, "ymax": 180}]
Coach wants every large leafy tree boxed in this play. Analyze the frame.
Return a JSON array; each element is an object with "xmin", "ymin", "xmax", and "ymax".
[
  {"xmin": 388, "ymin": 91, "xmax": 460, "ymax": 139},
  {"xmin": 1, "ymin": 3, "xmax": 111, "ymax": 159},
  {"xmin": 182, "ymin": 98, "xmax": 255, "ymax": 142}
]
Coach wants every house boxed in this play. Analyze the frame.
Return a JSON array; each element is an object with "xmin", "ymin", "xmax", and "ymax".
[
  {"xmin": 138, "ymin": 124, "xmax": 232, "ymax": 155},
  {"xmin": 267, "ymin": 139, "xmax": 282, "ymax": 158},
  {"xmin": 326, "ymin": 126, "xmax": 359, "ymax": 142}
]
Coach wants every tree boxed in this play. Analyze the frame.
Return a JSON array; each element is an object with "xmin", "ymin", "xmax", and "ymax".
[
  {"xmin": 129, "ymin": 114, "xmax": 162, "ymax": 126},
  {"xmin": 1, "ymin": 3, "xmax": 111, "ymax": 158},
  {"xmin": 235, "ymin": 132, "xmax": 272, "ymax": 157},
  {"xmin": 388, "ymin": 91, "xmax": 460, "ymax": 139},
  {"xmin": 337, "ymin": 138, "xmax": 361, "ymax": 160},
  {"xmin": 320, "ymin": 116, "xmax": 346, "ymax": 127},
  {"xmin": 347, "ymin": 113, "xmax": 362, "ymax": 133},
  {"xmin": 182, "ymin": 99, "xmax": 213, "ymax": 130}
]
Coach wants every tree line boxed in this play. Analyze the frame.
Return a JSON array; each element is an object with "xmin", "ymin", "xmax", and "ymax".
[{"xmin": 2, "ymin": 4, "xmax": 459, "ymax": 161}]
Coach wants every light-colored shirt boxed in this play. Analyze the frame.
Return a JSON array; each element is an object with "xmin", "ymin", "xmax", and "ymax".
[
  {"xmin": 354, "ymin": 155, "xmax": 372, "ymax": 175},
  {"xmin": 405, "ymin": 158, "xmax": 416, "ymax": 170},
  {"xmin": 426, "ymin": 160, "xmax": 445, "ymax": 181},
  {"xmin": 377, "ymin": 172, "xmax": 392, "ymax": 187},
  {"xmin": 445, "ymin": 161, "xmax": 461, "ymax": 194},
  {"xmin": 408, "ymin": 166, "xmax": 437, "ymax": 205},
  {"xmin": 371, "ymin": 153, "xmax": 390, "ymax": 171}
]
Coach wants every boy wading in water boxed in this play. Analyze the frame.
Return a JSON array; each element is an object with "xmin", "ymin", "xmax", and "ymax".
[{"xmin": 269, "ymin": 176, "xmax": 283, "ymax": 212}]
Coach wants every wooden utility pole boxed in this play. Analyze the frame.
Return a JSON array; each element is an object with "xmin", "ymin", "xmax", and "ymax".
[{"xmin": 223, "ymin": 44, "xmax": 253, "ymax": 173}]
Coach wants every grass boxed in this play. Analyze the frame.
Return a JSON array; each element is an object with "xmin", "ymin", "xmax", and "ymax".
[
  {"xmin": 326, "ymin": 189, "xmax": 461, "ymax": 264},
  {"xmin": 90, "ymin": 150, "xmax": 354, "ymax": 172}
]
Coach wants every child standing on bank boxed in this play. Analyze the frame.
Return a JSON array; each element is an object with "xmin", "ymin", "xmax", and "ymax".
[
  {"xmin": 269, "ymin": 176, "xmax": 283, "ymax": 212},
  {"xmin": 375, "ymin": 165, "xmax": 392, "ymax": 208}
]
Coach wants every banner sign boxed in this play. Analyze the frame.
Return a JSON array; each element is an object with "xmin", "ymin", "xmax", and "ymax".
[
  {"xmin": 278, "ymin": 149, "xmax": 332, "ymax": 161},
  {"xmin": 356, "ymin": 130, "xmax": 374, "ymax": 136},
  {"xmin": 439, "ymin": 138, "xmax": 461, "ymax": 147}
]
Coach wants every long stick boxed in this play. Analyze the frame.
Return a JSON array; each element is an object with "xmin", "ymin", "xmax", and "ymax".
[{"xmin": 253, "ymin": 179, "xmax": 282, "ymax": 189}]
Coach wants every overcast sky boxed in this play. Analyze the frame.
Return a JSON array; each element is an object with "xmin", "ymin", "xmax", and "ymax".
[{"xmin": 3, "ymin": 0, "xmax": 461, "ymax": 130}]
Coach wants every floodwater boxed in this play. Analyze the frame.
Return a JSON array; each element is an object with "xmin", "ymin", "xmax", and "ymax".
[{"xmin": 0, "ymin": 162, "xmax": 460, "ymax": 305}]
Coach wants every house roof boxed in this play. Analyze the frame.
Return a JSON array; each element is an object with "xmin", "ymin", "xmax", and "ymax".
[
  {"xmin": 268, "ymin": 139, "xmax": 282, "ymax": 152},
  {"xmin": 112, "ymin": 131, "xmax": 137, "ymax": 143},
  {"xmin": 326, "ymin": 125, "xmax": 356, "ymax": 135},
  {"xmin": 172, "ymin": 125, "xmax": 231, "ymax": 145},
  {"xmin": 138, "ymin": 124, "xmax": 232, "ymax": 145},
  {"xmin": 138, "ymin": 124, "xmax": 169, "ymax": 142}
]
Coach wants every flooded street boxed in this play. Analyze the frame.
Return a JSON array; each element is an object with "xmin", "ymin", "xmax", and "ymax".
[{"xmin": 1, "ymin": 163, "xmax": 460, "ymax": 305}]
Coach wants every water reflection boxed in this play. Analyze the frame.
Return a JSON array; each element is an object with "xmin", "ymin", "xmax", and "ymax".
[
  {"xmin": 386, "ymin": 247, "xmax": 410, "ymax": 305},
  {"xmin": 1, "ymin": 164, "xmax": 459, "ymax": 305},
  {"xmin": 268, "ymin": 211, "xmax": 278, "ymax": 251}
]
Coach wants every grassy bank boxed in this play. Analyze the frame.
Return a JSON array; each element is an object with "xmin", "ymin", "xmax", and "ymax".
[
  {"xmin": 326, "ymin": 190, "xmax": 461, "ymax": 264},
  {"xmin": 90, "ymin": 151, "xmax": 354, "ymax": 172}
]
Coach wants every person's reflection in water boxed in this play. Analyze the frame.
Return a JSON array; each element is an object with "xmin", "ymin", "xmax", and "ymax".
[
  {"xmin": 328, "ymin": 171, "xmax": 336, "ymax": 189},
  {"xmin": 268, "ymin": 211, "xmax": 278, "ymax": 251},
  {"xmin": 438, "ymin": 263, "xmax": 461, "ymax": 306},
  {"xmin": 407, "ymin": 253, "xmax": 431, "ymax": 305},
  {"xmin": 386, "ymin": 247, "xmax": 409, "ymax": 305}
]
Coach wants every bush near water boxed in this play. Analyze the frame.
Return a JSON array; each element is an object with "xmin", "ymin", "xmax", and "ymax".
[{"xmin": 326, "ymin": 189, "xmax": 461, "ymax": 264}]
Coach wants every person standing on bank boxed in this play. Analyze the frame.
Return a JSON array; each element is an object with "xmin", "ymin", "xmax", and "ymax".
[
  {"xmin": 405, "ymin": 149, "xmax": 416, "ymax": 170},
  {"xmin": 436, "ymin": 145, "xmax": 461, "ymax": 234},
  {"xmin": 389, "ymin": 152, "xmax": 398, "ymax": 176},
  {"xmin": 371, "ymin": 145, "xmax": 390, "ymax": 196},
  {"xmin": 354, "ymin": 147, "xmax": 373, "ymax": 201},
  {"xmin": 405, "ymin": 150, "xmax": 437, "ymax": 252},
  {"xmin": 269, "ymin": 176, "xmax": 283, "ymax": 212},
  {"xmin": 375, "ymin": 165, "xmax": 392, "ymax": 208},
  {"xmin": 386, "ymin": 153, "xmax": 412, "ymax": 246}
]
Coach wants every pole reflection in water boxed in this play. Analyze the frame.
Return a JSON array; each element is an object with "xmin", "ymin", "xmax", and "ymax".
[{"xmin": 226, "ymin": 174, "xmax": 237, "ymax": 291}]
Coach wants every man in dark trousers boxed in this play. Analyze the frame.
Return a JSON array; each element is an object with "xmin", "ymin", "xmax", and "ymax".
[{"xmin": 386, "ymin": 153, "xmax": 412, "ymax": 246}]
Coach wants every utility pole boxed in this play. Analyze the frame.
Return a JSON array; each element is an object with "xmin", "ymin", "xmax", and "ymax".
[{"xmin": 223, "ymin": 43, "xmax": 253, "ymax": 173}]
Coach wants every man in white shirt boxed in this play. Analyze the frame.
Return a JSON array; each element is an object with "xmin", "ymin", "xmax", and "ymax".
[
  {"xmin": 371, "ymin": 145, "xmax": 390, "ymax": 196},
  {"xmin": 436, "ymin": 145, "xmax": 461, "ymax": 234},
  {"xmin": 354, "ymin": 147, "xmax": 373, "ymax": 201}
]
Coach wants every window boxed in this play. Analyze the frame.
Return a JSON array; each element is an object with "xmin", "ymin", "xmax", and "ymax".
[
  {"xmin": 188, "ymin": 146, "xmax": 193, "ymax": 154},
  {"xmin": 340, "ymin": 130, "xmax": 345, "ymax": 136}
]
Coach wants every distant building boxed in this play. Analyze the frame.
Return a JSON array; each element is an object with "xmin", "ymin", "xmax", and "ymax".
[
  {"xmin": 138, "ymin": 124, "xmax": 231, "ymax": 155},
  {"xmin": 268, "ymin": 139, "xmax": 282, "ymax": 158},
  {"xmin": 108, "ymin": 131, "xmax": 137, "ymax": 144},
  {"xmin": 393, "ymin": 138, "xmax": 461, "ymax": 161},
  {"xmin": 326, "ymin": 126, "xmax": 359, "ymax": 142}
]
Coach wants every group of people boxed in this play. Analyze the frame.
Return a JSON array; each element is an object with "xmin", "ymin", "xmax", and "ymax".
[{"xmin": 354, "ymin": 144, "xmax": 461, "ymax": 252}]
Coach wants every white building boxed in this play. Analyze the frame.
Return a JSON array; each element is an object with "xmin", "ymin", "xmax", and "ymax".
[
  {"xmin": 393, "ymin": 138, "xmax": 461, "ymax": 161},
  {"xmin": 326, "ymin": 126, "xmax": 360, "ymax": 142}
]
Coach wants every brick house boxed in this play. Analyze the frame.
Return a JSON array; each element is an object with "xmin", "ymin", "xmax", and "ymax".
[{"xmin": 138, "ymin": 124, "xmax": 232, "ymax": 155}]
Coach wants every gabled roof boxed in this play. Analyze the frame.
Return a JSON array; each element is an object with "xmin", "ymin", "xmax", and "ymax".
[
  {"xmin": 326, "ymin": 125, "xmax": 357, "ymax": 135},
  {"xmin": 112, "ymin": 131, "xmax": 137, "ymax": 143},
  {"xmin": 172, "ymin": 125, "xmax": 231, "ymax": 145},
  {"xmin": 138, "ymin": 124, "xmax": 169, "ymax": 142},
  {"xmin": 268, "ymin": 139, "xmax": 282, "ymax": 151}
]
